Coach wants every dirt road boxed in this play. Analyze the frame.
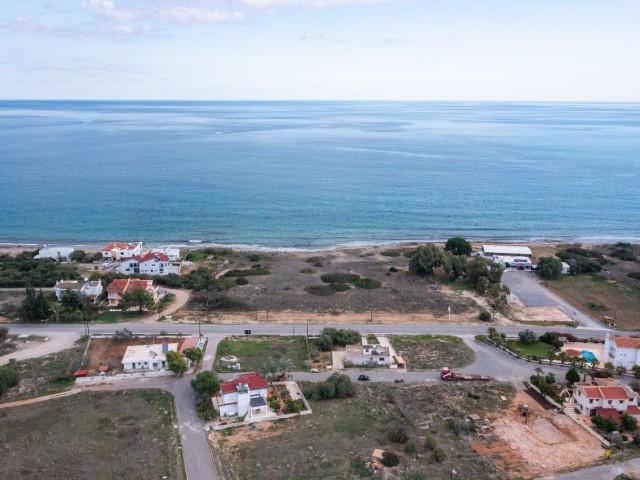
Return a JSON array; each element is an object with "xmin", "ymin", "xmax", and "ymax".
[{"xmin": 138, "ymin": 288, "xmax": 190, "ymax": 324}]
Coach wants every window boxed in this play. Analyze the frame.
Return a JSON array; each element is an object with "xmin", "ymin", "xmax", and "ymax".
[{"xmin": 608, "ymin": 400, "xmax": 613, "ymax": 405}]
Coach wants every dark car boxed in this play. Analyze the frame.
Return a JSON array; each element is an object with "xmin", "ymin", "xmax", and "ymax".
[{"xmin": 357, "ymin": 374, "xmax": 370, "ymax": 381}]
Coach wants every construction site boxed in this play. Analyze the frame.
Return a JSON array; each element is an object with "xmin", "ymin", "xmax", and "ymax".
[{"xmin": 472, "ymin": 390, "xmax": 604, "ymax": 478}]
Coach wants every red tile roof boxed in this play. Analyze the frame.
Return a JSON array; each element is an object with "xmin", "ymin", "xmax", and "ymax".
[
  {"xmin": 103, "ymin": 242, "xmax": 140, "ymax": 252},
  {"xmin": 220, "ymin": 373, "xmax": 268, "ymax": 394},
  {"xmin": 627, "ymin": 405, "xmax": 640, "ymax": 416},
  {"xmin": 595, "ymin": 408, "xmax": 622, "ymax": 422},
  {"xmin": 179, "ymin": 337, "xmax": 198, "ymax": 353},
  {"xmin": 133, "ymin": 252, "xmax": 170, "ymax": 263},
  {"xmin": 580, "ymin": 385, "xmax": 631, "ymax": 400},
  {"xmin": 611, "ymin": 336, "xmax": 640, "ymax": 349},
  {"xmin": 107, "ymin": 278, "xmax": 155, "ymax": 294},
  {"xmin": 565, "ymin": 349, "xmax": 582, "ymax": 357}
]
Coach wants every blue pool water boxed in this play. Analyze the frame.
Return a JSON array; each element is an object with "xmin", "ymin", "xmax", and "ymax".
[{"xmin": 581, "ymin": 350, "xmax": 596, "ymax": 363}]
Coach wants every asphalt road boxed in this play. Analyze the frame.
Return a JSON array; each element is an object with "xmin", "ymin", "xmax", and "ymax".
[
  {"xmin": 537, "ymin": 457, "xmax": 640, "ymax": 480},
  {"xmin": 502, "ymin": 271, "xmax": 605, "ymax": 329}
]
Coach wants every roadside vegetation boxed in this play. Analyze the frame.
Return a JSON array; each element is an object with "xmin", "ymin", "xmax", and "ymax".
[
  {"xmin": 0, "ymin": 390, "xmax": 185, "ymax": 480},
  {"xmin": 0, "ymin": 251, "xmax": 80, "ymax": 288}
]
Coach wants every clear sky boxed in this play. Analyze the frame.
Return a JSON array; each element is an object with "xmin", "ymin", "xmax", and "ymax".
[{"xmin": 1, "ymin": 0, "xmax": 639, "ymax": 100}]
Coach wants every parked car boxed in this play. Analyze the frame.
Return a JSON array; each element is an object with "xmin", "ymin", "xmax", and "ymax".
[{"xmin": 357, "ymin": 374, "xmax": 370, "ymax": 381}]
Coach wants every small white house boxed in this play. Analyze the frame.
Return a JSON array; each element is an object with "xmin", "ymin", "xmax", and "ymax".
[
  {"xmin": 482, "ymin": 245, "xmax": 533, "ymax": 258},
  {"xmin": 151, "ymin": 246, "xmax": 181, "ymax": 261},
  {"xmin": 345, "ymin": 344, "xmax": 392, "ymax": 366},
  {"xmin": 80, "ymin": 280, "xmax": 103, "ymax": 302},
  {"xmin": 218, "ymin": 372, "xmax": 269, "ymax": 418},
  {"xmin": 54, "ymin": 279, "xmax": 103, "ymax": 302},
  {"xmin": 603, "ymin": 335, "xmax": 640, "ymax": 370},
  {"xmin": 101, "ymin": 242, "xmax": 143, "ymax": 260},
  {"xmin": 35, "ymin": 246, "xmax": 74, "ymax": 262},
  {"xmin": 122, "ymin": 343, "xmax": 178, "ymax": 371}
]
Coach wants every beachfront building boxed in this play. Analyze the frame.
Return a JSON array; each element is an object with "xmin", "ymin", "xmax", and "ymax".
[
  {"xmin": 218, "ymin": 372, "xmax": 269, "ymax": 418},
  {"xmin": 482, "ymin": 245, "xmax": 533, "ymax": 258},
  {"xmin": 151, "ymin": 246, "xmax": 181, "ymax": 261},
  {"xmin": 118, "ymin": 253, "xmax": 180, "ymax": 276},
  {"xmin": 53, "ymin": 279, "xmax": 103, "ymax": 302},
  {"xmin": 603, "ymin": 335, "xmax": 640, "ymax": 370},
  {"xmin": 122, "ymin": 342, "xmax": 178, "ymax": 371},
  {"xmin": 107, "ymin": 278, "xmax": 159, "ymax": 307},
  {"xmin": 345, "ymin": 344, "xmax": 392, "ymax": 367},
  {"xmin": 101, "ymin": 242, "xmax": 143, "ymax": 261},
  {"xmin": 492, "ymin": 256, "xmax": 533, "ymax": 271},
  {"xmin": 35, "ymin": 246, "xmax": 74, "ymax": 262},
  {"xmin": 572, "ymin": 378, "xmax": 640, "ymax": 419}
]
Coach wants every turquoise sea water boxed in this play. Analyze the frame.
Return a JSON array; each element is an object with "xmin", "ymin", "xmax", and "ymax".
[{"xmin": 0, "ymin": 101, "xmax": 639, "ymax": 249}]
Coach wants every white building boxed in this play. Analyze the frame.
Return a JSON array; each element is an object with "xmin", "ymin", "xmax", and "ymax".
[
  {"xmin": 35, "ymin": 246, "xmax": 74, "ymax": 262},
  {"xmin": 81, "ymin": 280, "xmax": 103, "ymax": 302},
  {"xmin": 101, "ymin": 242, "xmax": 143, "ymax": 260},
  {"xmin": 345, "ymin": 344, "xmax": 392, "ymax": 366},
  {"xmin": 118, "ymin": 253, "xmax": 180, "ymax": 276},
  {"xmin": 482, "ymin": 245, "xmax": 533, "ymax": 258},
  {"xmin": 572, "ymin": 378, "xmax": 640, "ymax": 419},
  {"xmin": 53, "ymin": 279, "xmax": 103, "ymax": 302},
  {"xmin": 603, "ymin": 335, "xmax": 640, "ymax": 370},
  {"xmin": 492, "ymin": 255, "xmax": 533, "ymax": 270},
  {"xmin": 122, "ymin": 343, "xmax": 178, "ymax": 371},
  {"xmin": 151, "ymin": 246, "xmax": 181, "ymax": 261},
  {"xmin": 218, "ymin": 372, "xmax": 269, "ymax": 418}
]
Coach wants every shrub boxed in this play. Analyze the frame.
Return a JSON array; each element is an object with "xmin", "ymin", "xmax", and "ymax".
[
  {"xmin": 0, "ymin": 326, "xmax": 7, "ymax": 342},
  {"xmin": 424, "ymin": 435, "xmax": 437, "ymax": 451},
  {"xmin": 354, "ymin": 278, "xmax": 381, "ymax": 289},
  {"xmin": 191, "ymin": 371, "xmax": 220, "ymax": 395},
  {"xmin": 329, "ymin": 282, "xmax": 351, "ymax": 292},
  {"xmin": 0, "ymin": 365, "xmax": 20, "ymax": 395},
  {"xmin": 235, "ymin": 277, "xmax": 249, "ymax": 285},
  {"xmin": 306, "ymin": 256, "xmax": 324, "ymax": 265},
  {"xmin": 479, "ymin": 310, "xmax": 491, "ymax": 322},
  {"xmin": 381, "ymin": 451, "xmax": 400, "ymax": 467},
  {"xmin": 381, "ymin": 250, "xmax": 401, "ymax": 257},
  {"xmin": 591, "ymin": 414, "xmax": 620, "ymax": 433},
  {"xmin": 299, "ymin": 268, "xmax": 316, "ymax": 274},
  {"xmin": 269, "ymin": 399, "xmax": 281, "ymax": 411},
  {"xmin": 303, "ymin": 373, "xmax": 356, "ymax": 401},
  {"xmin": 304, "ymin": 285, "xmax": 335, "ymax": 296},
  {"xmin": 320, "ymin": 273, "xmax": 361, "ymax": 284},
  {"xmin": 444, "ymin": 236, "xmax": 472, "ymax": 256},
  {"xmin": 388, "ymin": 267, "xmax": 398, "ymax": 272},
  {"xmin": 318, "ymin": 334, "xmax": 333, "ymax": 352},
  {"xmin": 404, "ymin": 440, "xmax": 417, "ymax": 454},
  {"xmin": 322, "ymin": 328, "xmax": 360, "ymax": 346},
  {"xmin": 248, "ymin": 254, "xmax": 261, "ymax": 262},
  {"xmin": 537, "ymin": 257, "xmax": 563, "ymax": 280},
  {"xmin": 430, "ymin": 447, "xmax": 446, "ymax": 463},
  {"xmin": 628, "ymin": 272, "xmax": 640, "ymax": 280},
  {"xmin": 518, "ymin": 329, "xmax": 537, "ymax": 344},
  {"xmin": 224, "ymin": 268, "xmax": 271, "ymax": 277},
  {"xmin": 388, "ymin": 426, "xmax": 409, "ymax": 444},
  {"xmin": 621, "ymin": 413, "xmax": 637, "ymax": 431},
  {"xmin": 539, "ymin": 331, "xmax": 563, "ymax": 348},
  {"xmin": 285, "ymin": 399, "xmax": 303, "ymax": 414}
]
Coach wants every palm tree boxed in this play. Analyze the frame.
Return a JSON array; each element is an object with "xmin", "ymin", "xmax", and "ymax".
[
  {"xmin": 259, "ymin": 358, "xmax": 278, "ymax": 384},
  {"xmin": 276, "ymin": 357, "xmax": 293, "ymax": 380},
  {"xmin": 558, "ymin": 351, "xmax": 569, "ymax": 366},
  {"xmin": 604, "ymin": 361, "xmax": 615, "ymax": 375},
  {"xmin": 50, "ymin": 303, "xmax": 63, "ymax": 324},
  {"xmin": 616, "ymin": 365, "xmax": 627, "ymax": 376},
  {"xmin": 632, "ymin": 364, "xmax": 640, "ymax": 379},
  {"xmin": 547, "ymin": 349, "xmax": 557, "ymax": 365},
  {"xmin": 487, "ymin": 327, "xmax": 497, "ymax": 341},
  {"xmin": 591, "ymin": 358, "xmax": 600, "ymax": 371},
  {"xmin": 534, "ymin": 366, "xmax": 544, "ymax": 377},
  {"xmin": 579, "ymin": 367, "xmax": 589, "ymax": 383}
]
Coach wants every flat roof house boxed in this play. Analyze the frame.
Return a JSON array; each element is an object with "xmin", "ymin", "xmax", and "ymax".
[
  {"xmin": 35, "ymin": 246, "xmax": 74, "ymax": 262},
  {"xmin": 345, "ymin": 344, "xmax": 392, "ymax": 366},
  {"xmin": 122, "ymin": 343, "xmax": 178, "ymax": 371},
  {"xmin": 218, "ymin": 372, "xmax": 269, "ymax": 419},
  {"xmin": 482, "ymin": 245, "xmax": 533, "ymax": 258}
]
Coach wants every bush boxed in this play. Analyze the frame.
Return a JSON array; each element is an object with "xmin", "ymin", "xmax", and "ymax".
[
  {"xmin": 591, "ymin": 414, "xmax": 620, "ymax": 433},
  {"xmin": 320, "ymin": 273, "xmax": 361, "ymax": 284},
  {"xmin": 303, "ymin": 373, "xmax": 356, "ymax": 401},
  {"xmin": 235, "ymin": 277, "xmax": 249, "ymax": 286},
  {"xmin": 0, "ymin": 326, "xmax": 8, "ymax": 342},
  {"xmin": 224, "ymin": 268, "xmax": 271, "ymax": 277},
  {"xmin": 306, "ymin": 256, "xmax": 324, "ymax": 265},
  {"xmin": 430, "ymin": 447, "xmax": 446, "ymax": 463},
  {"xmin": 318, "ymin": 334, "xmax": 333, "ymax": 352},
  {"xmin": 539, "ymin": 331, "xmax": 563, "ymax": 348},
  {"xmin": 444, "ymin": 237, "xmax": 472, "ymax": 256},
  {"xmin": 479, "ymin": 311, "xmax": 491, "ymax": 322},
  {"xmin": 191, "ymin": 370, "xmax": 220, "ymax": 395},
  {"xmin": 537, "ymin": 257, "xmax": 563, "ymax": 280},
  {"xmin": 388, "ymin": 267, "xmax": 398, "ymax": 273},
  {"xmin": 354, "ymin": 278, "xmax": 381, "ymax": 289},
  {"xmin": 621, "ymin": 413, "xmax": 637, "ymax": 431},
  {"xmin": 322, "ymin": 328, "xmax": 360, "ymax": 346},
  {"xmin": 388, "ymin": 426, "xmax": 409, "ymax": 444},
  {"xmin": 628, "ymin": 272, "xmax": 640, "ymax": 280},
  {"xmin": 0, "ymin": 365, "xmax": 20, "ymax": 396},
  {"xmin": 329, "ymin": 282, "xmax": 351, "ymax": 292},
  {"xmin": 248, "ymin": 254, "xmax": 262, "ymax": 262},
  {"xmin": 299, "ymin": 268, "xmax": 316, "ymax": 274},
  {"xmin": 270, "ymin": 399, "xmax": 281, "ymax": 411},
  {"xmin": 404, "ymin": 440, "xmax": 417, "ymax": 454},
  {"xmin": 424, "ymin": 435, "xmax": 437, "ymax": 451},
  {"xmin": 518, "ymin": 329, "xmax": 537, "ymax": 344},
  {"xmin": 381, "ymin": 250, "xmax": 401, "ymax": 257},
  {"xmin": 304, "ymin": 285, "xmax": 336, "ymax": 296},
  {"xmin": 381, "ymin": 451, "xmax": 400, "ymax": 467}
]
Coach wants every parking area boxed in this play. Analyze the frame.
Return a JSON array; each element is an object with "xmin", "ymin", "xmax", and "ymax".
[{"xmin": 502, "ymin": 271, "xmax": 558, "ymax": 307}]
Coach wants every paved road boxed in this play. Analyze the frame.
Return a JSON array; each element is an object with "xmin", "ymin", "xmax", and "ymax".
[
  {"xmin": 537, "ymin": 457, "xmax": 640, "ymax": 479},
  {"xmin": 0, "ymin": 331, "xmax": 80, "ymax": 366},
  {"xmin": 502, "ymin": 271, "xmax": 605, "ymax": 329}
]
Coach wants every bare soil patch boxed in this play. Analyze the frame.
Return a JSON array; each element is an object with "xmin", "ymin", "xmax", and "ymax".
[
  {"xmin": 0, "ymin": 390, "xmax": 184, "ymax": 480},
  {"xmin": 471, "ymin": 390, "xmax": 603, "ymax": 478}
]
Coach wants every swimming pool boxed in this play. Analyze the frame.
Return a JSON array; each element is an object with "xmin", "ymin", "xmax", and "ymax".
[{"xmin": 581, "ymin": 350, "xmax": 596, "ymax": 363}]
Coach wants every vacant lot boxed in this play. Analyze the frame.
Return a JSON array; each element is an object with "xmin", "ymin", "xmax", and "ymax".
[
  {"xmin": 508, "ymin": 341, "xmax": 553, "ymax": 359},
  {"xmin": 389, "ymin": 335, "xmax": 475, "ymax": 371},
  {"xmin": 546, "ymin": 274, "xmax": 640, "ymax": 330},
  {"xmin": 86, "ymin": 336, "xmax": 190, "ymax": 374},
  {"xmin": 472, "ymin": 390, "xmax": 603, "ymax": 478},
  {"xmin": 1, "ymin": 340, "xmax": 85, "ymax": 402},
  {"xmin": 214, "ymin": 335, "xmax": 311, "ymax": 372},
  {"xmin": 0, "ymin": 390, "xmax": 184, "ymax": 480},
  {"xmin": 210, "ymin": 382, "xmax": 514, "ymax": 480}
]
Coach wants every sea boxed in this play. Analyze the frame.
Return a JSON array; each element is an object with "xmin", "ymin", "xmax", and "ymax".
[{"xmin": 1, "ymin": 101, "xmax": 639, "ymax": 250}]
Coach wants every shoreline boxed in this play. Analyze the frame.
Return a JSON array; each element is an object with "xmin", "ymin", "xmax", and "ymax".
[{"xmin": 0, "ymin": 236, "xmax": 637, "ymax": 255}]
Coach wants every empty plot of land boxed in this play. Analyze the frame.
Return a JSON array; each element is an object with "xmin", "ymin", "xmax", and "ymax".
[
  {"xmin": 389, "ymin": 335, "xmax": 475, "ymax": 371},
  {"xmin": 214, "ymin": 335, "xmax": 310, "ymax": 372},
  {"xmin": 0, "ymin": 390, "xmax": 184, "ymax": 480}
]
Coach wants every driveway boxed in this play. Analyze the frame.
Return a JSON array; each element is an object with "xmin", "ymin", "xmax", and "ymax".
[{"xmin": 502, "ymin": 271, "xmax": 604, "ymax": 329}]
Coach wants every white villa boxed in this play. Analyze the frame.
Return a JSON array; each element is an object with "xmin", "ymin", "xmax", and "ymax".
[
  {"xmin": 603, "ymin": 335, "xmax": 640, "ymax": 370},
  {"xmin": 345, "ymin": 344, "xmax": 392, "ymax": 366},
  {"xmin": 118, "ymin": 252, "xmax": 181, "ymax": 276},
  {"xmin": 53, "ymin": 279, "xmax": 103, "ymax": 302},
  {"xmin": 151, "ymin": 246, "xmax": 181, "ymax": 261},
  {"xmin": 572, "ymin": 378, "xmax": 640, "ymax": 419},
  {"xmin": 122, "ymin": 343, "xmax": 178, "ymax": 371},
  {"xmin": 218, "ymin": 372, "xmax": 269, "ymax": 419},
  {"xmin": 482, "ymin": 245, "xmax": 533, "ymax": 258},
  {"xmin": 35, "ymin": 246, "xmax": 74, "ymax": 262},
  {"xmin": 101, "ymin": 242, "xmax": 143, "ymax": 261}
]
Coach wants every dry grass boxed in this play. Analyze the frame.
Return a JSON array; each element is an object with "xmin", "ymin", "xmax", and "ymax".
[
  {"xmin": 389, "ymin": 335, "xmax": 475, "ymax": 371},
  {"xmin": 0, "ymin": 390, "xmax": 185, "ymax": 480}
]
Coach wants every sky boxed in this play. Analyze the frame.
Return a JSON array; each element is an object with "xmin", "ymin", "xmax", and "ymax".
[{"xmin": 0, "ymin": 0, "xmax": 639, "ymax": 100}]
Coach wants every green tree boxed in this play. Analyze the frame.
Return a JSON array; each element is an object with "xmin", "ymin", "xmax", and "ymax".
[
  {"xmin": 318, "ymin": 334, "xmax": 333, "ymax": 352},
  {"xmin": 166, "ymin": 350, "xmax": 188, "ymax": 375},
  {"xmin": 409, "ymin": 244, "xmax": 444, "ymax": 276},
  {"xmin": 0, "ymin": 326, "xmax": 8, "ymax": 342},
  {"xmin": 537, "ymin": 257, "xmax": 563, "ymax": 280},
  {"xmin": 276, "ymin": 357, "xmax": 293, "ymax": 379},
  {"xmin": 519, "ymin": 329, "xmax": 537, "ymax": 345},
  {"xmin": 430, "ymin": 447, "xmax": 446, "ymax": 463},
  {"xmin": 120, "ymin": 287, "xmax": 155, "ymax": 313},
  {"xmin": 444, "ymin": 237, "xmax": 472, "ymax": 256},
  {"xmin": 534, "ymin": 366, "xmax": 544, "ymax": 377},
  {"xmin": 20, "ymin": 286, "xmax": 51, "ymax": 323},
  {"xmin": 184, "ymin": 347, "xmax": 204, "ymax": 363},
  {"xmin": 633, "ymin": 365, "xmax": 640, "ymax": 379},
  {"xmin": 558, "ymin": 351, "xmax": 569, "ymax": 366},
  {"xmin": 604, "ymin": 362, "xmax": 615, "ymax": 375},
  {"xmin": 616, "ymin": 365, "xmax": 627, "ymax": 376},
  {"xmin": 565, "ymin": 366, "xmax": 580, "ymax": 385},
  {"xmin": 591, "ymin": 358, "xmax": 600, "ymax": 371},
  {"xmin": 50, "ymin": 302, "xmax": 63, "ymax": 324},
  {"xmin": 191, "ymin": 370, "xmax": 220, "ymax": 395},
  {"xmin": 621, "ymin": 413, "xmax": 637, "ymax": 431},
  {"xmin": 69, "ymin": 250, "xmax": 87, "ymax": 262},
  {"xmin": 61, "ymin": 290, "xmax": 84, "ymax": 310},
  {"xmin": 487, "ymin": 327, "xmax": 497, "ymax": 340},
  {"xmin": 259, "ymin": 358, "xmax": 279, "ymax": 384}
]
